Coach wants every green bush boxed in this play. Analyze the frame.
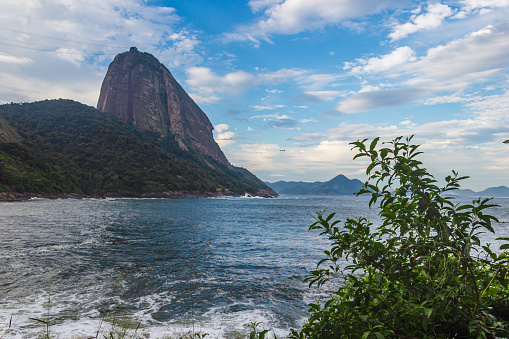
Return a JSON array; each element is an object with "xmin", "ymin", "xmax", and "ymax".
[{"xmin": 291, "ymin": 136, "xmax": 509, "ymax": 338}]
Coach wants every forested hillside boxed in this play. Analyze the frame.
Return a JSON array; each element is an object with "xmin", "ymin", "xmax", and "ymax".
[{"xmin": 0, "ymin": 99, "xmax": 274, "ymax": 198}]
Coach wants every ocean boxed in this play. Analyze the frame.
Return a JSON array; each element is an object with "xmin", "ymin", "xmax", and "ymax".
[{"xmin": 1, "ymin": 195, "xmax": 508, "ymax": 338}]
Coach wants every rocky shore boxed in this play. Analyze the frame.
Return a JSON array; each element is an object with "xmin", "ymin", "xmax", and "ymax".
[{"xmin": 0, "ymin": 190, "xmax": 277, "ymax": 202}]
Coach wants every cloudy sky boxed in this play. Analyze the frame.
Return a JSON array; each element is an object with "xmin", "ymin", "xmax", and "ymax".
[{"xmin": 0, "ymin": 0, "xmax": 508, "ymax": 190}]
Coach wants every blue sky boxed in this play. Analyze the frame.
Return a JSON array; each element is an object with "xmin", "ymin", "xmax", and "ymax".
[{"xmin": 0, "ymin": 0, "xmax": 508, "ymax": 190}]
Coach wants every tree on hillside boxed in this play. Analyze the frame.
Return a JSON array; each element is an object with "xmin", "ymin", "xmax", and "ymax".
[{"xmin": 292, "ymin": 136, "xmax": 509, "ymax": 338}]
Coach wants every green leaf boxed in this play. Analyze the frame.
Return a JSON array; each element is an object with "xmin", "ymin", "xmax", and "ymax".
[
  {"xmin": 259, "ymin": 330, "xmax": 269, "ymax": 338},
  {"xmin": 366, "ymin": 162, "xmax": 377, "ymax": 174},
  {"xmin": 482, "ymin": 245, "xmax": 498, "ymax": 261},
  {"xmin": 353, "ymin": 153, "xmax": 369, "ymax": 160},
  {"xmin": 369, "ymin": 137, "xmax": 380, "ymax": 151},
  {"xmin": 325, "ymin": 213, "xmax": 335, "ymax": 222}
]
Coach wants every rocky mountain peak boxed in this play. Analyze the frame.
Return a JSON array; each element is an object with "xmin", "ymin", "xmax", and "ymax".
[{"xmin": 97, "ymin": 48, "xmax": 230, "ymax": 165}]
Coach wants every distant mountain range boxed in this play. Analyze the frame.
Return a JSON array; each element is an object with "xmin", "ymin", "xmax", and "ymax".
[
  {"xmin": 267, "ymin": 175, "xmax": 509, "ymax": 198},
  {"xmin": 446, "ymin": 186, "xmax": 509, "ymax": 198},
  {"xmin": 266, "ymin": 175, "xmax": 363, "ymax": 195}
]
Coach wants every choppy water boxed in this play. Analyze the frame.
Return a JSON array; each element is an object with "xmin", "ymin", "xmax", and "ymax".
[{"xmin": 0, "ymin": 195, "xmax": 507, "ymax": 338}]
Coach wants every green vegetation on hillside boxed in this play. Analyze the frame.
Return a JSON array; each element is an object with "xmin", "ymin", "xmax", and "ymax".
[
  {"xmin": 0, "ymin": 141, "xmax": 80, "ymax": 194},
  {"xmin": 0, "ymin": 99, "xmax": 271, "ymax": 196},
  {"xmin": 292, "ymin": 136, "xmax": 509, "ymax": 338}
]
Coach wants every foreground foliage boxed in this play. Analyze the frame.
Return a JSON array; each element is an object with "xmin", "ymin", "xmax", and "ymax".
[{"xmin": 291, "ymin": 136, "xmax": 509, "ymax": 338}]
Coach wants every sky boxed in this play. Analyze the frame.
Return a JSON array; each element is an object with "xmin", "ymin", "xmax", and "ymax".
[{"xmin": 0, "ymin": 0, "xmax": 508, "ymax": 191}]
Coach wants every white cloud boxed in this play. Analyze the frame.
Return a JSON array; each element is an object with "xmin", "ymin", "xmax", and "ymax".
[
  {"xmin": 0, "ymin": 0, "xmax": 203, "ymax": 105},
  {"xmin": 358, "ymin": 85, "xmax": 381, "ymax": 93},
  {"xmin": 467, "ymin": 89, "xmax": 509, "ymax": 121},
  {"xmin": 460, "ymin": 0, "xmax": 509, "ymax": 11},
  {"xmin": 0, "ymin": 53, "xmax": 32, "ymax": 65},
  {"xmin": 249, "ymin": 113, "xmax": 300, "ymax": 129},
  {"xmin": 216, "ymin": 131, "xmax": 237, "ymax": 147},
  {"xmin": 56, "ymin": 47, "xmax": 85, "ymax": 66},
  {"xmin": 187, "ymin": 93, "xmax": 221, "ymax": 104},
  {"xmin": 301, "ymin": 118, "xmax": 317, "ymax": 123},
  {"xmin": 303, "ymin": 90, "xmax": 341, "ymax": 101},
  {"xmin": 470, "ymin": 25, "xmax": 495, "ymax": 37},
  {"xmin": 1, "ymin": 0, "xmax": 198, "ymax": 67},
  {"xmin": 250, "ymin": 113, "xmax": 292, "ymax": 120},
  {"xmin": 422, "ymin": 94, "xmax": 469, "ymax": 105},
  {"xmin": 184, "ymin": 67, "xmax": 344, "ymax": 105},
  {"xmin": 185, "ymin": 67, "xmax": 312, "ymax": 104},
  {"xmin": 337, "ymin": 87, "xmax": 423, "ymax": 114},
  {"xmin": 346, "ymin": 46, "xmax": 416, "ymax": 74},
  {"xmin": 0, "ymin": 71, "xmax": 102, "ymax": 105},
  {"xmin": 451, "ymin": 10, "xmax": 468, "ymax": 19},
  {"xmin": 185, "ymin": 67, "xmax": 256, "ymax": 103},
  {"xmin": 215, "ymin": 123, "xmax": 230, "ymax": 133},
  {"xmin": 287, "ymin": 122, "xmax": 399, "ymax": 143},
  {"xmin": 389, "ymin": 3, "xmax": 454, "ymax": 40},
  {"xmin": 226, "ymin": 140, "xmax": 356, "ymax": 178},
  {"xmin": 281, "ymin": 89, "xmax": 509, "ymax": 189},
  {"xmin": 259, "ymin": 68, "xmax": 308, "ymax": 83},
  {"xmin": 248, "ymin": 0, "xmax": 283, "ymax": 12},
  {"xmin": 214, "ymin": 124, "xmax": 238, "ymax": 147},
  {"xmin": 226, "ymin": 0, "xmax": 406, "ymax": 43},
  {"xmin": 252, "ymin": 104, "xmax": 286, "ymax": 110},
  {"xmin": 296, "ymin": 73, "xmax": 342, "ymax": 91},
  {"xmin": 266, "ymin": 88, "xmax": 283, "ymax": 93},
  {"xmin": 336, "ymin": 23, "xmax": 509, "ymax": 114},
  {"xmin": 402, "ymin": 91, "xmax": 509, "ymax": 155},
  {"xmin": 402, "ymin": 24, "xmax": 509, "ymax": 86}
]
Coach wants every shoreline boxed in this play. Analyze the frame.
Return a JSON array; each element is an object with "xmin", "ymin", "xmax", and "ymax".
[{"xmin": 0, "ymin": 190, "xmax": 277, "ymax": 202}]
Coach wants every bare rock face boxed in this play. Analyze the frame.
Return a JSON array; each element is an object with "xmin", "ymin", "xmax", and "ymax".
[
  {"xmin": 0, "ymin": 117, "xmax": 22, "ymax": 143},
  {"xmin": 97, "ymin": 47, "xmax": 229, "ymax": 165}
]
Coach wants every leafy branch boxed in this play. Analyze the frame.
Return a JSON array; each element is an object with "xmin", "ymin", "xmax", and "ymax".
[{"xmin": 292, "ymin": 136, "xmax": 509, "ymax": 338}]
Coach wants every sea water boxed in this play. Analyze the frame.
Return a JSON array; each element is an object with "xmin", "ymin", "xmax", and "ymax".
[{"xmin": 0, "ymin": 195, "xmax": 508, "ymax": 338}]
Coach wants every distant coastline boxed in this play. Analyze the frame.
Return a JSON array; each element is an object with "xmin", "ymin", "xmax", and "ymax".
[
  {"xmin": 266, "ymin": 174, "xmax": 363, "ymax": 196},
  {"xmin": 0, "ymin": 190, "xmax": 276, "ymax": 202},
  {"xmin": 443, "ymin": 185, "xmax": 509, "ymax": 198},
  {"xmin": 267, "ymin": 175, "xmax": 509, "ymax": 198}
]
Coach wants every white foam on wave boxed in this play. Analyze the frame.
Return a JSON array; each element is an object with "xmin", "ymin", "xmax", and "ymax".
[
  {"xmin": 1, "ymin": 291, "xmax": 292, "ymax": 339},
  {"xmin": 0, "ymin": 291, "xmax": 78, "ymax": 338},
  {"xmin": 200, "ymin": 303, "xmax": 290, "ymax": 338},
  {"xmin": 1, "ymin": 312, "xmax": 289, "ymax": 339},
  {"xmin": 241, "ymin": 193, "xmax": 266, "ymax": 199}
]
